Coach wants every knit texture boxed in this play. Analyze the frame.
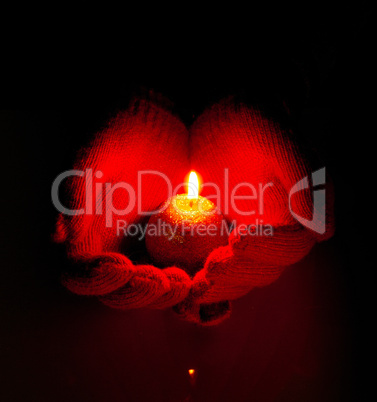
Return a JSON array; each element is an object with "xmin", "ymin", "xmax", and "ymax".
[{"xmin": 55, "ymin": 97, "xmax": 334, "ymax": 325}]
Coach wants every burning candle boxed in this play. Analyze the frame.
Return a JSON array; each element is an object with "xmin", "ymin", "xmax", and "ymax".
[{"xmin": 145, "ymin": 171, "xmax": 228, "ymax": 276}]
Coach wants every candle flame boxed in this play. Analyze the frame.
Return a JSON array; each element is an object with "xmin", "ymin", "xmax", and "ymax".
[
  {"xmin": 188, "ymin": 369, "xmax": 195, "ymax": 376},
  {"xmin": 187, "ymin": 171, "xmax": 199, "ymax": 199}
]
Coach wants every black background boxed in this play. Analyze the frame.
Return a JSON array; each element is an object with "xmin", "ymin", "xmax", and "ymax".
[{"xmin": 0, "ymin": 5, "xmax": 372, "ymax": 401}]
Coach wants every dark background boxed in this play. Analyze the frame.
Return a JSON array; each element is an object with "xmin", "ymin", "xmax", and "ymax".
[{"xmin": 0, "ymin": 5, "xmax": 371, "ymax": 401}]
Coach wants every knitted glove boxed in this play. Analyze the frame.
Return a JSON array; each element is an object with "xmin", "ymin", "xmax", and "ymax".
[
  {"xmin": 54, "ymin": 97, "xmax": 334, "ymax": 325},
  {"xmin": 55, "ymin": 98, "xmax": 193, "ymax": 310},
  {"xmin": 174, "ymin": 99, "xmax": 334, "ymax": 323}
]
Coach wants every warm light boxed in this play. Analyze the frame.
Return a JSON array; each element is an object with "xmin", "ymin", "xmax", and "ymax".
[
  {"xmin": 187, "ymin": 171, "xmax": 199, "ymax": 199},
  {"xmin": 188, "ymin": 369, "xmax": 195, "ymax": 376}
]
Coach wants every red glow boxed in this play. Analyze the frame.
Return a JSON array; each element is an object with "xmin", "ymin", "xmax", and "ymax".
[{"xmin": 55, "ymin": 98, "xmax": 334, "ymax": 325}]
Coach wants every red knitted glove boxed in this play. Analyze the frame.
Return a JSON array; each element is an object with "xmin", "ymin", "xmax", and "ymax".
[
  {"xmin": 54, "ymin": 97, "xmax": 334, "ymax": 325},
  {"xmin": 174, "ymin": 99, "xmax": 334, "ymax": 323},
  {"xmin": 55, "ymin": 98, "xmax": 192, "ymax": 311}
]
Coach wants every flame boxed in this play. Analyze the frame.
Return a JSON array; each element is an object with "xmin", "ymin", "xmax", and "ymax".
[
  {"xmin": 187, "ymin": 171, "xmax": 199, "ymax": 199},
  {"xmin": 188, "ymin": 369, "xmax": 195, "ymax": 376}
]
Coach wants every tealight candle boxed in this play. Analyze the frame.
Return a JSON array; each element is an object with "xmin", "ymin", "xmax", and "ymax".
[{"xmin": 145, "ymin": 171, "xmax": 228, "ymax": 276}]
